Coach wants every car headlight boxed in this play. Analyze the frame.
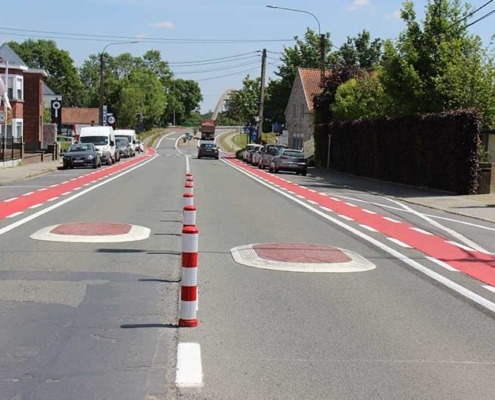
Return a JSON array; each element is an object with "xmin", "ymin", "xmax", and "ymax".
[{"xmin": 86, "ymin": 155, "xmax": 94, "ymax": 160}]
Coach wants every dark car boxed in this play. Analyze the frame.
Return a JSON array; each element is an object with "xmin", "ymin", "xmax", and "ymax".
[
  {"xmin": 116, "ymin": 137, "xmax": 131, "ymax": 158},
  {"xmin": 270, "ymin": 148, "xmax": 307, "ymax": 175},
  {"xmin": 198, "ymin": 142, "xmax": 219, "ymax": 159},
  {"xmin": 62, "ymin": 143, "xmax": 101, "ymax": 169}
]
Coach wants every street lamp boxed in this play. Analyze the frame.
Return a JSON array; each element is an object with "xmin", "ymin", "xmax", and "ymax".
[
  {"xmin": 266, "ymin": 5, "xmax": 325, "ymax": 83},
  {"xmin": 99, "ymin": 41, "xmax": 138, "ymax": 126}
]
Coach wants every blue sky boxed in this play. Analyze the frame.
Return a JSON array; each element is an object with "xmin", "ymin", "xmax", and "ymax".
[{"xmin": 1, "ymin": 0, "xmax": 494, "ymax": 113}]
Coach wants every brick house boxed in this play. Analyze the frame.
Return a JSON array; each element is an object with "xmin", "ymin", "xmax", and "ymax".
[
  {"xmin": 284, "ymin": 68, "xmax": 331, "ymax": 158},
  {"xmin": 0, "ymin": 43, "xmax": 48, "ymax": 153}
]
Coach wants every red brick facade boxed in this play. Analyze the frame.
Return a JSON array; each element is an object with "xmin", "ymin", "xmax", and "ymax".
[{"xmin": 23, "ymin": 72, "xmax": 45, "ymax": 151}]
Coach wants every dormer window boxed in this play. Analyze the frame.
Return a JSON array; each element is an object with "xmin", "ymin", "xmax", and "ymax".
[{"xmin": 6, "ymin": 75, "xmax": 23, "ymax": 101}]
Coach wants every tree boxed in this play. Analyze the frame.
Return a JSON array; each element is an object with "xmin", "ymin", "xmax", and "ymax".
[
  {"xmin": 224, "ymin": 75, "xmax": 261, "ymax": 126},
  {"xmin": 379, "ymin": 0, "xmax": 495, "ymax": 127},
  {"xmin": 329, "ymin": 30, "xmax": 383, "ymax": 69},
  {"xmin": 8, "ymin": 39, "xmax": 84, "ymax": 106},
  {"xmin": 165, "ymin": 79, "xmax": 203, "ymax": 125}
]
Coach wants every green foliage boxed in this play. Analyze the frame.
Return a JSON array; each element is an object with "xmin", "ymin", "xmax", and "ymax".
[
  {"xmin": 379, "ymin": 0, "xmax": 495, "ymax": 128},
  {"xmin": 224, "ymin": 75, "xmax": 261, "ymax": 126},
  {"xmin": 329, "ymin": 30, "xmax": 383, "ymax": 69},
  {"xmin": 8, "ymin": 39, "xmax": 84, "ymax": 106}
]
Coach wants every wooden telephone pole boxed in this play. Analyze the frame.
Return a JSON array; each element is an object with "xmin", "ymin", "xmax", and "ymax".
[{"xmin": 257, "ymin": 49, "xmax": 267, "ymax": 144}]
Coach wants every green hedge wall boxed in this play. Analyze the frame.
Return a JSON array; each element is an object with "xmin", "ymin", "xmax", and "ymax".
[{"xmin": 314, "ymin": 109, "xmax": 481, "ymax": 195}]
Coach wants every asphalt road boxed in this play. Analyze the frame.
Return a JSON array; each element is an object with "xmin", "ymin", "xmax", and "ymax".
[{"xmin": 0, "ymin": 130, "xmax": 495, "ymax": 399}]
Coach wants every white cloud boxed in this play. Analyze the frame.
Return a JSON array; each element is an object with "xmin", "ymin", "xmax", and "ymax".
[
  {"xmin": 385, "ymin": 9, "xmax": 402, "ymax": 20},
  {"xmin": 149, "ymin": 21, "xmax": 175, "ymax": 30},
  {"xmin": 348, "ymin": 0, "xmax": 371, "ymax": 11}
]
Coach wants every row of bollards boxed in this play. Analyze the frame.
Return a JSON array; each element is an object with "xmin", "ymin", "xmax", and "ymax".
[{"xmin": 178, "ymin": 172, "xmax": 199, "ymax": 327}]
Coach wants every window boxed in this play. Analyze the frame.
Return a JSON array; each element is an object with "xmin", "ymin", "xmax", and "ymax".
[
  {"xmin": 300, "ymin": 104, "xmax": 305, "ymax": 119},
  {"xmin": 16, "ymin": 77, "xmax": 23, "ymax": 101},
  {"xmin": 5, "ymin": 75, "xmax": 24, "ymax": 101},
  {"xmin": 16, "ymin": 121, "xmax": 23, "ymax": 139}
]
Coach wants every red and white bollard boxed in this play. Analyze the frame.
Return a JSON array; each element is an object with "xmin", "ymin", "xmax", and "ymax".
[
  {"xmin": 179, "ymin": 225, "xmax": 199, "ymax": 327},
  {"xmin": 186, "ymin": 176, "xmax": 194, "ymax": 183},
  {"xmin": 183, "ymin": 204, "xmax": 197, "ymax": 227},
  {"xmin": 186, "ymin": 171, "xmax": 193, "ymax": 177},
  {"xmin": 184, "ymin": 181, "xmax": 194, "ymax": 194},
  {"xmin": 182, "ymin": 192, "xmax": 194, "ymax": 207}
]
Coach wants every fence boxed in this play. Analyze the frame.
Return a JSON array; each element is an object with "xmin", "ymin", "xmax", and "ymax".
[{"xmin": 0, "ymin": 137, "xmax": 23, "ymax": 162}]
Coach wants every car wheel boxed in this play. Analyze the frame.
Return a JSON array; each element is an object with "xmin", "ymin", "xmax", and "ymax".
[{"xmin": 93, "ymin": 161, "xmax": 97, "ymax": 169}]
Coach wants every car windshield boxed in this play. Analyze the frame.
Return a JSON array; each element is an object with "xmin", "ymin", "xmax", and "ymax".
[
  {"xmin": 80, "ymin": 136, "xmax": 108, "ymax": 146},
  {"xmin": 283, "ymin": 150, "xmax": 304, "ymax": 158},
  {"xmin": 68, "ymin": 144, "xmax": 93, "ymax": 152},
  {"xmin": 201, "ymin": 144, "xmax": 216, "ymax": 149},
  {"xmin": 116, "ymin": 138, "xmax": 128, "ymax": 146}
]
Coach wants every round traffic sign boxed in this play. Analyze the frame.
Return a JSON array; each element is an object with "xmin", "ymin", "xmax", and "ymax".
[{"xmin": 107, "ymin": 116, "xmax": 116, "ymax": 124}]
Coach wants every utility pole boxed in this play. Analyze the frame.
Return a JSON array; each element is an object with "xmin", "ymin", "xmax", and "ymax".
[
  {"xmin": 257, "ymin": 48, "xmax": 267, "ymax": 144},
  {"xmin": 319, "ymin": 34, "xmax": 325, "ymax": 85}
]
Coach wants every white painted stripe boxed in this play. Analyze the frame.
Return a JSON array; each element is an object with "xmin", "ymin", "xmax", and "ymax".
[
  {"xmin": 83, "ymin": 183, "xmax": 91, "ymax": 187},
  {"xmin": 181, "ymin": 267, "xmax": 198, "ymax": 286},
  {"xmin": 384, "ymin": 217, "xmax": 401, "ymax": 223},
  {"xmin": 61, "ymin": 181, "xmax": 69, "ymax": 184},
  {"xmin": 320, "ymin": 206, "xmax": 332, "ymax": 212},
  {"xmin": 308, "ymin": 189, "xmax": 316, "ymax": 193},
  {"xmin": 49, "ymin": 184, "xmax": 58, "ymax": 188},
  {"xmin": 176, "ymin": 343, "xmax": 203, "ymax": 388},
  {"xmin": 362, "ymin": 209, "xmax": 376, "ymax": 214},
  {"xmin": 447, "ymin": 241, "xmax": 475, "ymax": 252},
  {"xmin": 339, "ymin": 215, "xmax": 353, "ymax": 221},
  {"xmin": 29, "ymin": 204, "xmax": 43, "ymax": 209},
  {"xmin": 47, "ymin": 197, "xmax": 59, "ymax": 202},
  {"xmin": 38, "ymin": 188, "xmax": 48, "ymax": 191},
  {"xmin": 22, "ymin": 192, "xmax": 33, "ymax": 196},
  {"xmin": 411, "ymin": 227, "xmax": 434, "ymax": 235},
  {"xmin": 7, "ymin": 212, "xmax": 23, "ymax": 218},
  {"xmin": 4, "ymin": 197, "xmax": 17, "ymax": 203},
  {"xmin": 482, "ymin": 285, "xmax": 495, "ymax": 293},
  {"xmin": 360, "ymin": 224, "xmax": 378, "ymax": 232},
  {"xmin": 425, "ymin": 256, "xmax": 458, "ymax": 272},
  {"xmin": 387, "ymin": 237, "xmax": 412, "ymax": 248},
  {"xmin": 62, "ymin": 192, "xmax": 72, "ymax": 196},
  {"xmin": 330, "ymin": 197, "xmax": 341, "ymax": 201},
  {"xmin": 345, "ymin": 202, "xmax": 357, "ymax": 207},
  {"xmin": 308, "ymin": 200, "xmax": 318, "ymax": 205}
]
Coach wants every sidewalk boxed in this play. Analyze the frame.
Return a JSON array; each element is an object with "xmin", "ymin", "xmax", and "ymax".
[{"xmin": 1, "ymin": 154, "xmax": 494, "ymax": 224}]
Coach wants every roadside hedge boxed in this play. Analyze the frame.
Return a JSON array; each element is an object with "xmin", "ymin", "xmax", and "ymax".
[{"xmin": 314, "ymin": 109, "xmax": 481, "ymax": 194}]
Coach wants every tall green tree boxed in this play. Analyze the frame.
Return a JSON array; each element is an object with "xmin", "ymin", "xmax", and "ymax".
[
  {"xmin": 329, "ymin": 30, "xmax": 383, "ymax": 69},
  {"xmin": 8, "ymin": 39, "xmax": 84, "ymax": 106},
  {"xmin": 380, "ymin": 0, "xmax": 495, "ymax": 127},
  {"xmin": 225, "ymin": 75, "xmax": 261, "ymax": 126}
]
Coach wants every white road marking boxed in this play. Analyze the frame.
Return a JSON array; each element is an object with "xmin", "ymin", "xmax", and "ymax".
[
  {"xmin": 176, "ymin": 343, "xmax": 203, "ymax": 388},
  {"xmin": 7, "ymin": 212, "xmax": 23, "ymax": 218},
  {"xmin": 426, "ymin": 257, "xmax": 458, "ymax": 272},
  {"xmin": 387, "ymin": 238, "xmax": 412, "ymax": 248},
  {"xmin": 224, "ymin": 160, "xmax": 495, "ymax": 314},
  {"xmin": 320, "ymin": 206, "xmax": 332, "ymax": 212},
  {"xmin": 345, "ymin": 202, "xmax": 357, "ymax": 207},
  {"xmin": 360, "ymin": 224, "xmax": 378, "ymax": 232},
  {"xmin": 384, "ymin": 217, "xmax": 401, "ymax": 223},
  {"xmin": 29, "ymin": 204, "xmax": 43, "ymax": 209},
  {"xmin": 4, "ymin": 197, "xmax": 17, "ymax": 203},
  {"xmin": 362, "ymin": 209, "xmax": 376, "ymax": 214},
  {"xmin": 339, "ymin": 215, "xmax": 353, "ymax": 221},
  {"xmin": 482, "ymin": 285, "xmax": 495, "ymax": 293},
  {"xmin": 447, "ymin": 241, "xmax": 476, "ymax": 252},
  {"xmin": 22, "ymin": 192, "xmax": 33, "ymax": 196},
  {"xmin": 47, "ymin": 197, "xmax": 59, "ymax": 202},
  {"xmin": 411, "ymin": 227, "xmax": 434, "ymax": 235},
  {"xmin": 308, "ymin": 200, "xmax": 318, "ymax": 205}
]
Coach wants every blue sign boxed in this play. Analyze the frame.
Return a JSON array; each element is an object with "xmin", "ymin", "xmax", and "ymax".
[{"xmin": 102, "ymin": 105, "xmax": 108, "ymax": 126}]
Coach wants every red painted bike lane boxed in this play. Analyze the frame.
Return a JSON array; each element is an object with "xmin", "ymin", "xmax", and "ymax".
[
  {"xmin": 228, "ymin": 159, "xmax": 495, "ymax": 287},
  {"xmin": 0, "ymin": 148, "xmax": 156, "ymax": 220}
]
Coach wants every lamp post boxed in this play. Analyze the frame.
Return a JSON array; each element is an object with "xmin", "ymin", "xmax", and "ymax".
[
  {"xmin": 266, "ymin": 5, "xmax": 325, "ymax": 83},
  {"xmin": 99, "ymin": 41, "xmax": 138, "ymax": 126}
]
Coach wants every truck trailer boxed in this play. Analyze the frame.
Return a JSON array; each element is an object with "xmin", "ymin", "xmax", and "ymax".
[{"xmin": 200, "ymin": 120, "xmax": 216, "ymax": 140}]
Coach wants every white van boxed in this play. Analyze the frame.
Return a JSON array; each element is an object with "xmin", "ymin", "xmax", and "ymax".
[
  {"xmin": 114, "ymin": 129, "xmax": 137, "ymax": 157},
  {"xmin": 79, "ymin": 126, "xmax": 119, "ymax": 165}
]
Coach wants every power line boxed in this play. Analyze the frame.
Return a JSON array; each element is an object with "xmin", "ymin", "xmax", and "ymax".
[
  {"xmin": 466, "ymin": 8, "xmax": 495, "ymax": 28},
  {"xmin": 174, "ymin": 60, "xmax": 260, "ymax": 74},
  {"xmin": 452, "ymin": 0, "xmax": 494, "ymax": 26},
  {"xmin": 169, "ymin": 54, "xmax": 260, "ymax": 66},
  {"xmin": 194, "ymin": 67, "xmax": 261, "ymax": 82},
  {"xmin": 0, "ymin": 26, "xmax": 295, "ymax": 44}
]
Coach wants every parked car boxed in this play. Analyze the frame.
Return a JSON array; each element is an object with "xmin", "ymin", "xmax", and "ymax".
[
  {"xmin": 242, "ymin": 144, "xmax": 259, "ymax": 163},
  {"xmin": 252, "ymin": 146, "xmax": 265, "ymax": 167},
  {"xmin": 270, "ymin": 148, "xmax": 308, "ymax": 175},
  {"xmin": 62, "ymin": 143, "xmax": 101, "ymax": 169},
  {"xmin": 135, "ymin": 140, "xmax": 144, "ymax": 153},
  {"xmin": 198, "ymin": 142, "xmax": 219, "ymax": 159},
  {"xmin": 259, "ymin": 144, "xmax": 286, "ymax": 170},
  {"xmin": 115, "ymin": 137, "xmax": 131, "ymax": 158}
]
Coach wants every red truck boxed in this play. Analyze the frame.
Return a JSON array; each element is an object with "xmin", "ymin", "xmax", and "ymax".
[{"xmin": 200, "ymin": 120, "xmax": 216, "ymax": 140}]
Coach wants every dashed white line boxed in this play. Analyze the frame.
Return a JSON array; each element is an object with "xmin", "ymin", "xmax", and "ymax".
[
  {"xmin": 22, "ymin": 192, "xmax": 33, "ymax": 196},
  {"xmin": 176, "ymin": 343, "xmax": 203, "ymax": 388},
  {"xmin": 482, "ymin": 285, "xmax": 495, "ymax": 293},
  {"xmin": 387, "ymin": 237, "xmax": 412, "ymax": 248},
  {"xmin": 38, "ymin": 188, "xmax": 48, "ymax": 191},
  {"xmin": 330, "ymin": 197, "xmax": 341, "ymax": 201},
  {"xmin": 47, "ymin": 197, "xmax": 60, "ymax": 202},
  {"xmin": 362, "ymin": 209, "xmax": 376, "ymax": 214},
  {"xmin": 360, "ymin": 224, "xmax": 378, "ymax": 232},
  {"xmin": 308, "ymin": 200, "xmax": 318, "ymax": 205},
  {"xmin": 7, "ymin": 212, "xmax": 23, "ymax": 218},
  {"xmin": 411, "ymin": 227, "xmax": 434, "ymax": 235},
  {"xmin": 320, "ymin": 206, "xmax": 332, "ymax": 212},
  {"xmin": 345, "ymin": 202, "xmax": 357, "ymax": 207},
  {"xmin": 4, "ymin": 197, "xmax": 18, "ymax": 203},
  {"xmin": 29, "ymin": 204, "xmax": 43, "ymax": 209},
  {"xmin": 339, "ymin": 215, "xmax": 354, "ymax": 221},
  {"xmin": 425, "ymin": 256, "xmax": 458, "ymax": 272},
  {"xmin": 384, "ymin": 217, "xmax": 401, "ymax": 223},
  {"xmin": 447, "ymin": 241, "xmax": 476, "ymax": 252},
  {"xmin": 62, "ymin": 192, "xmax": 72, "ymax": 196}
]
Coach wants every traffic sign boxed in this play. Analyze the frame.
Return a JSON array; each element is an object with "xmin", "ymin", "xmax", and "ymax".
[
  {"xmin": 107, "ymin": 115, "xmax": 116, "ymax": 124},
  {"xmin": 51, "ymin": 100, "xmax": 62, "ymax": 124}
]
